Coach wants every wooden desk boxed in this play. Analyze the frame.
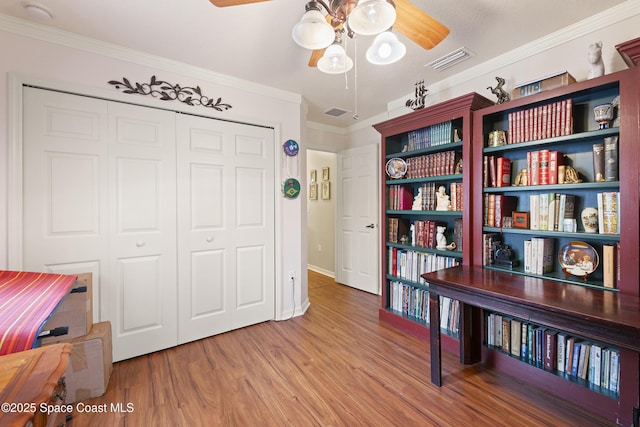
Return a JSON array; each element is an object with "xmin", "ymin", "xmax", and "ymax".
[
  {"xmin": 422, "ymin": 265, "xmax": 640, "ymax": 387},
  {"xmin": 0, "ymin": 343, "xmax": 71, "ymax": 427}
]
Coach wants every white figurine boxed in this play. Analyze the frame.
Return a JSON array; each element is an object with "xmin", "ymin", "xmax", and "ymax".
[
  {"xmin": 435, "ymin": 185, "xmax": 451, "ymax": 211},
  {"xmin": 436, "ymin": 225, "xmax": 447, "ymax": 250},
  {"xmin": 588, "ymin": 41, "xmax": 605, "ymax": 79},
  {"xmin": 412, "ymin": 188, "xmax": 423, "ymax": 210}
]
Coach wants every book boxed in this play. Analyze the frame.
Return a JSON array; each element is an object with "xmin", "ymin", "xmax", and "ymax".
[
  {"xmin": 494, "ymin": 195, "xmax": 518, "ymax": 228},
  {"xmin": 544, "ymin": 329, "xmax": 557, "ymax": 371},
  {"xmin": 529, "ymin": 194, "xmax": 539, "ymax": 230},
  {"xmin": 501, "ymin": 317, "xmax": 511, "ymax": 353},
  {"xmin": 592, "ymin": 143, "xmax": 605, "ymax": 182},
  {"xmin": 600, "ymin": 192, "xmax": 619, "ymax": 234},
  {"xmin": 496, "ymin": 157, "xmax": 511, "ymax": 187},
  {"xmin": 549, "ymin": 151, "xmax": 563, "ymax": 185},
  {"xmin": 609, "ymin": 350, "xmax": 620, "ymax": 393},
  {"xmin": 512, "ymin": 71, "xmax": 577, "ymax": 99},
  {"xmin": 603, "ymin": 244, "xmax": 616, "ymax": 288},
  {"xmin": 521, "ymin": 321, "xmax": 528, "ymax": 360},
  {"xmin": 538, "ymin": 149, "xmax": 550, "ymax": 185},
  {"xmin": 557, "ymin": 333, "xmax": 567, "ymax": 373},
  {"xmin": 578, "ymin": 342, "xmax": 590, "ymax": 380},
  {"xmin": 511, "ymin": 319, "xmax": 521, "ymax": 357},
  {"xmin": 604, "ymin": 136, "xmax": 619, "ymax": 181},
  {"xmin": 453, "ymin": 218, "xmax": 463, "ymax": 252},
  {"xmin": 523, "ymin": 240, "xmax": 532, "ymax": 273},
  {"xmin": 532, "ymin": 237, "xmax": 554, "ymax": 275}
]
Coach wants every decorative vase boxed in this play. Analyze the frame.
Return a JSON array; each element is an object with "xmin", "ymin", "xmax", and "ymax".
[
  {"xmin": 593, "ymin": 103, "xmax": 613, "ymax": 129},
  {"xmin": 581, "ymin": 207, "xmax": 599, "ymax": 233}
]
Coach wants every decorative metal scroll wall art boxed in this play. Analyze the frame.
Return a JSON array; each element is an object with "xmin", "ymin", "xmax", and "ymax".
[{"xmin": 108, "ymin": 75, "xmax": 232, "ymax": 111}]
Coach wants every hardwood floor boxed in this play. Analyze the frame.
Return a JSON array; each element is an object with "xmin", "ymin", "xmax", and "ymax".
[{"xmin": 68, "ymin": 270, "xmax": 615, "ymax": 426}]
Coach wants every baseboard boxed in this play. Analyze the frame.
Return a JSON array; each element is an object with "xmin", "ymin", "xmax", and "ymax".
[{"xmin": 307, "ymin": 265, "xmax": 335, "ymax": 278}]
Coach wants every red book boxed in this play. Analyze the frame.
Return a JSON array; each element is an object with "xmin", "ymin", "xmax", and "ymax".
[
  {"xmin": 496, "ymin": 157, "xmax": 512, "ymax": 187},
  {"xmin": 489, "ymin": 156, "xmax": 497, "ymax": 187},
  {"xmin": 494, "ymin": 195, "xmax": 518, "ymax": 228},
  {"xmin": 538, "ymin": 149, "xmax": 550, "ymax": 185}
]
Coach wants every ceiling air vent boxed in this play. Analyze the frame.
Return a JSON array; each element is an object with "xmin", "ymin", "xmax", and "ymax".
[
  {"xmin": 324, "ymin": 107, "xmax": 349, "ymax": 118},
  {"xmin": 426, "ymin": 47, "xmax": 474, "ymax": 72}
]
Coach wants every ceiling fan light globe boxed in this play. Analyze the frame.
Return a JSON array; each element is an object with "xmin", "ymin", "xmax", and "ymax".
[
  {"xmin": 292, "ymin": 10, "xmax": 335, "ymax": 50},
  {"xmin": 366, "ymin": 31, "xmax": 405, "ymax": 64},
  {"xmin": 317, "ymin": 45, "xmax": 354, "ymax": 74},
  {"xmin": 348, "ymin": 0, "xmax": 396, "ymax": 36}
]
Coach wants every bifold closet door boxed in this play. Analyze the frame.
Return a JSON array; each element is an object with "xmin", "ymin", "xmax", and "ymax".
[
  {"xmin": 23, "ymin": 87, "xmax": 178, "ymax": 361},
  {"xmin": 107, "ymin": 102, "xmax": 178, "ymax": 361},
  {"xmin": 176, "ymin": 114, "xmax": 275, "ymax": 344}
]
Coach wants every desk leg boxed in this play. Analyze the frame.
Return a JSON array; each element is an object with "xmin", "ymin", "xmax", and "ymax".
[{"xmin": 429, "ymin": 291, "xmax": 442, "ymax": 386}]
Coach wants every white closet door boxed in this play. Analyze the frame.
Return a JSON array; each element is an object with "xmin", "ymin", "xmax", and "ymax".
[
  {"xmin": 176, "ymin": 114, "xmax": 275, "ymax": 344},
  {"xmin": 22, "ymin": 87, "xmax": 109, "ymax": 318},
  {"xmin": 107, "ymin": 102, "xmax": 178, "ymax": 361}
]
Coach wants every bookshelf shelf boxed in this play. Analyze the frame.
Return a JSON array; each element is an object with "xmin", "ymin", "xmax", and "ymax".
[
  {"xmin": 482, "ymin": 127, "xmax": 619, "ymax": 154},
  {"xmin": 374, "ymin": 92, "xmax": 494, "ymax": 357},
  {"xmin": 482, "ymin": 227, "xmax": 619, "ymax": 241},
  {"xmin": 386, "ymin": 140, "xmax": 463, "ymax": 159},
  {"xmin": 483, "ymin": 181, "xmax": 620, "ymax": 193}
]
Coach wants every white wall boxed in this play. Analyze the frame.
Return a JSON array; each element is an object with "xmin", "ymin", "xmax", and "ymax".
[
  {"xmin": 307, "ymin": 150, "xmax": 337, "ymax": 276},
  {"xmin": 0, "ymin": 15, "xmax": 307, "ymax": 320}
]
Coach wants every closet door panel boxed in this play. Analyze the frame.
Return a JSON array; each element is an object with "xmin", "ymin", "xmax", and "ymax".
[
  {"xmin": 108, "ymin": 102, "xmax": 177, "ymax": 361},
  {"xmin": 22, "ymin": 87, "xmax": 109, "ymax": 322}
]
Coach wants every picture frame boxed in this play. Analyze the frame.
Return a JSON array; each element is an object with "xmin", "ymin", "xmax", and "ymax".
[
  {"xmin": 310, "ymin": 169, "xmax": 317, "ymax": 183},
  {"xmin": 309, "ymin": 183, "xmax": 318, "ymax": 200},
  {"xmin": 322, "ymin": 167, "xmax": 330, "ymax": 181},
  {"xmin": 512, "ymin": 211, "xmax": 530, "ymax": 229},
  {"xmin": 321, "ymin": 181, "xmax": 330, "ymax": 200}
]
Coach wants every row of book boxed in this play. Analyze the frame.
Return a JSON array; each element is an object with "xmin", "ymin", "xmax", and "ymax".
[
  {"xmin": 406, "ymin": 120, "xmax": 456, "ymax": 150},
  {"xmin": 506, "ymin": 98, "xmax": 574, "ymax": 144},
  {"xmin": 592, "ymin": 137, "xmax": 619, "ymax": 182},
  {"xmin": 389, "ymin": 281, "xmax": 459, "ymax": 335},
  {"xmin": 404, "ymin": 150, "xmax": 459, "ymax": 179},
  {"xmin": 484, "ymin": 149, "xmax": 566, "ymax": 189},
  {"xmin": 388, "ymin": 218, "xmax": 464, "ymax": 251},
  {"xmin": 486, "ymin": 313, "xmax": 621, "ymax": 394},
  {"xmin": 387, "ymin": 185, "xmax": 413, "ymax": 210},
  {"xmin": 388, "ymin": 247, "xmax": 460, "ymax": 284},
  {"xmin": 529, "ymin": 192, "xmax": 576, "ymax": 232},
  {"xmin": 523, "ymin": 237, "xmax": 554, "ymax": 275}
]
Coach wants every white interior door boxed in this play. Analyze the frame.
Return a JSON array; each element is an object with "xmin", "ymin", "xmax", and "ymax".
[
  {"xmin": 336, "ymin": 144, "xmax": 380, "ymax": 294},
  {"xmin": 176, "ymin": 114, "xmax": 275, "ymax": 344},
  {"xmin": 107, "ymin": 102, "xmax": 178, "ymax": 361}
]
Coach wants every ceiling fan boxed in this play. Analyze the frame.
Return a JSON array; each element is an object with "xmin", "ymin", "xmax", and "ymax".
[{"xmin": 208, "ymin": 0, "xmax": 449, "ymax": 72}]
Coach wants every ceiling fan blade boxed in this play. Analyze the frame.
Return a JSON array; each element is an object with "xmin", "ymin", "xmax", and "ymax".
[
  {"xmin": 209, "ymin": 0, "xmax": 269, "ymax": 7},
  {"xmin": 394, "ymin": 0, "xmax": 450, "ymax": 50},
  {"xmin": 309, "ymin": 48, "xmax": 326, "ymax": 67}
]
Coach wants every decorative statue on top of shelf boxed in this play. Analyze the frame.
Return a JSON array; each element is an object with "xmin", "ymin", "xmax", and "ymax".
[
  {"xmin": 487, "ymin": 76, "xmax": 510, "ymax": 104},
  {"xmin": 513, "ymin": 168, "xmax": 528, "ymax": 186},
  {"xmin": 587, "ymin": 41, "xmax": 605, "ymax": 79},
  {"xmin": 412, "ymin": 187, "xmax": 424, "ymax": 210},
  {"xmin": 406, "ymin": 80, "xmax": 427, "ymax": 110},
  {"xmin": 435, "ymin": 185, "xmax": 451, "ymax": 211}
]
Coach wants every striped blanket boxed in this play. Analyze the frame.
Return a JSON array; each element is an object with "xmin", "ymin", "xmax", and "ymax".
[{"xmin": 0, "ymin": 270, "xmax": 77, "ymax": 355}]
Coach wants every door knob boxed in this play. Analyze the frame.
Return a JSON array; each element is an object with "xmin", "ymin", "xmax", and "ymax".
[
  {"xmin": 136, "ymin": 240, "xmax": 146, "ymax": 247},
  {"xmin": 365, "ymin": 224, "xmax": 375, "ymax": 229}
]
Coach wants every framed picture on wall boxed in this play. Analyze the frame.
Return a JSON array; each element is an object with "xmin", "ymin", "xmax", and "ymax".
[
  {"xmin": 310, "ymin": 169, "xmax": 317, "ymax": 183},
  {"xmin": 321, "ymin": 181, "xmax": 330, "ymax": 200},
  {"xmin": 309, "ymin": 183, "xmax": 318, "ymax": 200},
  {"xmin": 322, "ymin": 167, "xmax": 330, "ymax": 181}
]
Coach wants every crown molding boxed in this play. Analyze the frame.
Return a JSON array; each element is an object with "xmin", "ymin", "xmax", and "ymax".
[
  {"xmin": 387, "ymin": 1, "xmax": 640, "ymax": 113},
  {"xmin": 0, "ymin": 13, "xmax": 301, "ymax": 105}
]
